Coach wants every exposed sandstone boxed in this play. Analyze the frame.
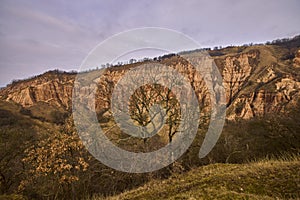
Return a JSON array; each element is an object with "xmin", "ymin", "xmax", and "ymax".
[
  {"xmin": 1, "ymin": 47, "xmax": 299, "ymax": 121},
  {"xmin": 222, "ymin": 51, "xmax": 257, "ymax": 106},
  {"xmin": 293, "ymin": 49, "xmax": 300, "ymax": 67}
]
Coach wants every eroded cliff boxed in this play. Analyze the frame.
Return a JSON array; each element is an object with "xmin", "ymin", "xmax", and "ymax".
[{"xmin": 1, "ymin": 43, "xmax": 299, "ymax": 121}]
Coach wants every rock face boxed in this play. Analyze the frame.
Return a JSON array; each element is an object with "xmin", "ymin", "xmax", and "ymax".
[
  {"xmin": 227, "ymin": 85, "xmax": 299, "ymax": 120},
  {"xmin": 1, "ymin": 44, "xmax": 300, "ymax": 121},
  {"xmin": 222, "ymin": 50, "xmax": 258, "ymax": 106},
  {"xmin": 294, "ymin": 49, "xmax": 300, "ymax": 68},
  {"xmin": 0, "ymin": 71, "xmax": 75, "ymax": 109}
]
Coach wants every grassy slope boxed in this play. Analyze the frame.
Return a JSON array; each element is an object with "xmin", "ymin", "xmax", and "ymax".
[
  {"xmin": 0, "ymin": 100, "xmax": 59, "ymax": 133},
  {"xmin": 97, "ymin": 157, "xmax": 300, "ymax": 200}
]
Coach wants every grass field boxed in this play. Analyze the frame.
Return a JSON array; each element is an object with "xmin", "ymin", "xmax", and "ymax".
[{"xmin": 92, "ymin": 155, "xmax": 300, "ymax": 200}]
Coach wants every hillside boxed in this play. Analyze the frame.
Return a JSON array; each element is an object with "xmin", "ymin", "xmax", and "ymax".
[
  {"xmin": 99, "ymin": 156, "xmax": 300, "ymax": 200},
  {"xmin": 1, "ymin": 37, "xmax": 300, "ymax": 121},
  {"xmin": 0, "ymin": 35, "xmax": 300, "ymax": 199}
]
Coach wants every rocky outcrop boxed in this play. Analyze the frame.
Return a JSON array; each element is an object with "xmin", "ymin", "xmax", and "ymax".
[
  {"xmin": 222, "ymin": 50, "xmax": 258, "ymax": 106},
  {"xmin": 227, "ymin": 77, "xmax": 300, "ymax": 120},
  {"xmin": 0, "ymin": 71, "xmax": 75, "ymax": 109},
  {"xmin": 293, "ymin": 49, "xmax": 300, "ymax": 67},
  {"xmin": 257, "ymin": 67, "xmax": 276, "ymax": 83},
  {"xmin": 1, "ymin": 44, "xmax": 300, "ymax": 121}
]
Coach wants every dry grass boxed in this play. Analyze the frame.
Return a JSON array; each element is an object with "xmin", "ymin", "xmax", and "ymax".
[{"xmin": 92, "ymin": 155, "xmax": 300, "ymax": 200}]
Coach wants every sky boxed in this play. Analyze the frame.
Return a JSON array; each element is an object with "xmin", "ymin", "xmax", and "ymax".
[{"xmin": 0, "ymin": 0, "xmax": 300, "ymax": 87}]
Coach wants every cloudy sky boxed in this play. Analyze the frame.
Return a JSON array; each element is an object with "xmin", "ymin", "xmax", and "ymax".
[{"xmin": 0, "ymin": 0, "xmax": 299, "ymax": 87}]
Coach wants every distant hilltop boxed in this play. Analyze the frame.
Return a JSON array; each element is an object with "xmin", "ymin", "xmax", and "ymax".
[{"xmin": 1, "ymin": 35, "xmax": 300, "ymax": 120}]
